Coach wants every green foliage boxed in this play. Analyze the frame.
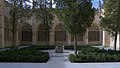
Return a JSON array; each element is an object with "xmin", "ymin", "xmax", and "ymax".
[
  {"xmin": 32, "ymin": 0, "xmax": 54, "ymax": 45},
  {"xmin": 100, "ymin": 0, "xmax": 120, "ymax": 50},
  {"xmin": 54, "ymin": 0, "xmax": 95, "ymax": 54},
  {"xmin": 21, "ymin": 45, "xmax": 55, "ymax": 50},
  {"xmin": 69, "ymin": 46, "xmax": 120, "ymax": 63},
  {"xmin": 0, "ymin": 47, "xmax": 49, "ymax": 62},
  {"xmin": 7, "ymin": 0, "xmax": 31, "ymax": 46},
  {"xmin": 55, "ymin": 0, "xmax": 95, "ymax": 35},
  {"xmin": 101, "ymin": 0, "xmax": 120, "ymax": 35}
]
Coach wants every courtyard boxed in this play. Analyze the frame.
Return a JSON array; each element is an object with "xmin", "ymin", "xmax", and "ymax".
[
  {"xmin": 0, "ymin": 47, "xmax": 120, "ymax": 68},
  {"xmin": 0, "ymin": 45, "xmax": 120, "ymax": 68},
  {"xmin": 0, "ymin": 0, "xmax": 120, "ymax": 68}
]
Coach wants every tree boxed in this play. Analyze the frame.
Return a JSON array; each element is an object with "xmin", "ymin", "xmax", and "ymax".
[
  {"xmin": 100, "ymin": 0, "xmax": 120, "ymax": 50},
  {"xmin": 54, "ymin": 0, "xmax": 95, "ymax": 54},
  {"xmin": 8, "ymin": 0, "xmax": 31, "ymax": 47},
  {"xmin": 32, "ymin": 0, "xmax": 54, "ymax": 45}
]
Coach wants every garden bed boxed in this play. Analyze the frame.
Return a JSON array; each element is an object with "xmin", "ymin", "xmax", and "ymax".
[
  {"xmin": 21, "ymin": 45, "xmax": 55, "ymax": 50},
  {"xmin": 0, "ymin": 46, "xmax": 50, "ymax": 63},
  {"xmin": 68, "ymin": 46, "xmax": 120, "ymax": 63}
]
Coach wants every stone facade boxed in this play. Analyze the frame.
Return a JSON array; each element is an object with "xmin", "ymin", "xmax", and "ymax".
[
  {"xmin": 0, "ymin": 0, "xmax": 103, "ymax": 48},
  {"xmin": 103, "ymin": 31, "xmax": 120, "ymax": 49},
  {"xmin": 0, "ymin": 0, "xmax": 5, "ymax": 48}
]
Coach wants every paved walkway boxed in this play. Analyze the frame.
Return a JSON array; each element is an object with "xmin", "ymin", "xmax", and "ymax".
[
  {"xmin": 0, "ymin": 50, "xmax": 120, "ymax": 68},
  {"xmin": 46, "ymin": 50, "xmax": 74, "ymax": 63},
  {"xmin": 93, "ymin": 45, "xmax": 120, "ymax": 50}
]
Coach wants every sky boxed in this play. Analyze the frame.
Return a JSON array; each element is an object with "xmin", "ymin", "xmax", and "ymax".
[
  {"xmin": 6, "ymin": 0, "xmax": 103, "ymax": 9},
  {"xmin": 52, "ymin": 0, "xmax": 103, "ymax": 8},
  {"xmin": 92, "ymin": 0, "xmax": 103, "ymax": 8}
]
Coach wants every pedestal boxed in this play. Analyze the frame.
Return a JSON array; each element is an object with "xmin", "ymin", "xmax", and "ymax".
[{"xmin": 55, "ymin": 45, "xmax": 63, "ymax": 53}]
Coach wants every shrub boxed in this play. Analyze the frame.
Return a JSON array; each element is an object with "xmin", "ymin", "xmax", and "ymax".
[
  {"xmin": 21, "ymin": 45, "xmax": 55, "ymax": 50},
  {"xmin": 0, "ymin": 48, "xmax": 49, "ymax": 62},
  {"xmin": 69, "ymin": 46, "xmax": 120, "ymax": 63}
]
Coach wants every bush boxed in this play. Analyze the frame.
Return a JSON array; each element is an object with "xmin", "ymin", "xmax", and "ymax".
[
  {"xmin": 21, "ymin": 45, "xmax": 55, "ymax": 50},
  {"xmin": 69, "ymin": 46, "xmax": 120, "ymax": 63},
  {"xmin": 0, "ymin": 48, "xmax": 49, "ymax": 62}
]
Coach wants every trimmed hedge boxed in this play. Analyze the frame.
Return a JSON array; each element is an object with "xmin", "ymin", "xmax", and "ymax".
[
  {"xmin": 21, "ymin": 45, "xmax": 55, "ymax": 50},
  {"xmin": 69, "ymin": 46, "xmax": 120, "ymax": 63},
  {"xmin": 0, "ymin": 48, "xmax": 49, "ymax": 62}
]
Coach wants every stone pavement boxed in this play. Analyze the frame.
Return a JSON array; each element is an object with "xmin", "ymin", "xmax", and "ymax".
[{"xmin": 0, "ymin": 50, "xmax": 120, "ymax": 68}]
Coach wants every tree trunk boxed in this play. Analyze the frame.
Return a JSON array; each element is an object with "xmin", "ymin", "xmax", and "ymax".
[
  {"xmin": 114, "ymin": 31, "xmax": 118, "ymax": 51},
  {"xmin": 50, "ymin": 0, "xmax": 52, "ymax": 10},
  {"xmin": 45, "ymin": 31, "xmax": 49, "ymax": 45},
  {"xmin": 74, "ymin": 34, "xmax": 77, "ymax": 55},
  {"xmin": 12, "ymin": 16, "xmax": 16, "ymax": 47},
  {"xmin": 12, "ymin": 1, "xmax": 16, "ymax": 47},
  {"xmin": 12, "ymin": 31, "xmax": 15, "ymax": 47}
]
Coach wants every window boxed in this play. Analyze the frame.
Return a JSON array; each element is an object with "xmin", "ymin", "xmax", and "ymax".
[
  {"xmin": 38, "ymin": 24, "xmax": 49, "ymax": 41},
  {"xmin": 55, "ymin": 24, "xmax": 66, "ymax": 42},
  {"xmin": 71, "ymin": 35, "xmax": 83, "ymax": 41},
  {"xmin": 55, "ymin": 31, "xmax": 66, "ymax": 41},
  {"xmin": 22, "ymin": 24, "xmax": 32, "ymax": 41}
]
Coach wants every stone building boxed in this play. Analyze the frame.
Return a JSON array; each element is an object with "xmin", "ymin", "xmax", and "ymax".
[
  {"xmin": 103, "ymin": 31, "xmax": 120, "ymax": 49},
  {"xmin": 0, "ymin": 0, "xmax": 103, "ymax": 48}
]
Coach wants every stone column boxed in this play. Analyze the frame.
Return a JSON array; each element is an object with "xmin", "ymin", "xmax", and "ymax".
[
  {"xmin": 103, "ymin": 31, "xmax": 106, "ymax": 46},
  {"xmin": 19, "ymin": 28, "xmax": 22, "ymax": 45},
  {"xmin": 84, "ymin": 30, "xmax": 88, "ymax": 45},
  {"xmin": 0, "ymin": 16, "xmax": 4, "ymax": 48},
  {"xmin": 110, "ymin": 34, "xmax": 120, "ymax": 50},
  {"xmin": 16, "ymin": 24, "xmax": 19, "ymax": 46},
  {"xmin": 32, "ymin": 30, "xmax": 37, "ymax": 45},
  {"xmin": 32, "ymin": 17, "xmax": 37, "ymax": 45},
  {"xmin": 16, "ymin": 30, "xmax": 19, "ymax": 46},
  {"xmin": 0, "ymin": 0, "xmax": 5, "ymax": 48},
  {"xmin": 117, "ymin": 34, "xmax": 119, "ymax": 49},
  {"xmin": 119, "ymin": 34, "xmax": 120, "ymax": 49},
  {"xmin": 99, "ymin": 28, "xmax": 102, "ymax": 44},
  {"xmin": 67, "ymin": 32, "xmax": 71, "ymax": 45},
  {"xmin": 103, "ymin": 31, "xmax": 110, "ymax": 47},
  {"xmin": 50, "ymin": 30, "xmax": 55, "ymax": 45}
]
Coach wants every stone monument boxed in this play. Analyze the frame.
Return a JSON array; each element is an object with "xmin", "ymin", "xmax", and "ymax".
[{"xmin": 55, "ymin": 45, "xmax": 64, "ymax": 53}]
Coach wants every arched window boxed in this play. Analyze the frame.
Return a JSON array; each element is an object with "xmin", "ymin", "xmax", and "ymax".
[
  {"xmin": 38, "ymin": 24, "xmax": 49, "ymax": 41},
  {"xmin": 22, "ymin": 23, "xmax": 32, "ymax": 41},
  {"xmin": 71, "ymin": 35, "xmax": 83, "ymax": 41},
  {"xmin": 88, "ymin": 24, "xmax": 99, "ymax": 42},
  {"xmin": 55, "ymin": 24, "xmax": 66, "ymax": 42},
  {"xmin": 4, "ymin": 17, "xmax": 10, "ymax": 42}
]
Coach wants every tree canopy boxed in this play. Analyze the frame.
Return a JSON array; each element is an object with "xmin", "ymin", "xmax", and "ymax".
[
  {"xmin": 55, "ymin": 0, "xmax": 95, "ymax": 54},
  {"xmin": 100, "ymin": 0, "xmax": 120, "ymax": 50}
]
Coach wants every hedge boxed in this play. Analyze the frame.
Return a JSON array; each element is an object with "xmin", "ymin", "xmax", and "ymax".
[
  {"xmin": 69, "ymin": 46, "xmax": 120, "ymax": 63},
  {"xmin": 0, "ymin": 48, "xmax": 49, "ymax": 62}
]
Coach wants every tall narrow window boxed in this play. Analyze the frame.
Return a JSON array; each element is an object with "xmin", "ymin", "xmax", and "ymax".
[
  {"xmin": 4, "ymin": 17, "xmax": 10, "ymax": 41},
  {"xmin": 71, "ymin": 35, "xmax": 83, "ymax": 41},
  {"xmin": 88, "ymin": 24, "xmax": 99, "ymax": 42},
  {"xmin": 22, "ymin": 24, "xmax": 32, "ymax": 41},
  {"xmin": 55, "ymin": 24, "xmax": 66, "ymax": 42},
  {"xmin": 38, "ymin": 24, "xmax": 49, "ymax": 41}
]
